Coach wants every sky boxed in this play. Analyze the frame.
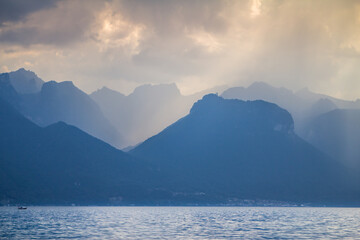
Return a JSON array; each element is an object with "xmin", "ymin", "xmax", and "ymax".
[{"xmin": 0, "ymin": 0, "xmax": 360, "ymax": 99}]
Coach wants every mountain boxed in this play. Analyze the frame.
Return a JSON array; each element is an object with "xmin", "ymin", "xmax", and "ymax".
[
  {"xmin": 303, "ymin": 109, "xmax": 360, "ymax": 175},
  {"xmin": 131, "ymin": 94, "xmax": 358, "ymax": 204},
  {"xmin": 296, "ymin": 87, "xmax": 360, "ymax": 109},
  {"xmin": 7, "ymin": 68, "xmax": 44, "ymax": 94},
  {"xmin": 222, "ymin": 82, "xmax": 303, "ymax": 109},
  {"xmin": 0, "ymin": 70, "xmax": 124, "ymax": 148},
  {"xmin": 23, "ymin": 81, "xmax": 123, "ymax": 147},
  {"xmin": 0, "ymin": 72, "xmax": 21, "ymax": 108},
  {"xmin": 222, "ymin": 82, "xmax": 312, "ymax": 132},
  {"xmin": 91, "ymin": 84, "xmax": 198, "ymax": 147},
  {"xmin": 0, "ymin": 97, "xmax": 163, "ymax": 205},
  {"xmin": 221, "ymin": 82, "xmax": 360, "ymax": 134},
  {"xmin": 304, "ymin": 98, "xmax": 338, "ymax": 122}
]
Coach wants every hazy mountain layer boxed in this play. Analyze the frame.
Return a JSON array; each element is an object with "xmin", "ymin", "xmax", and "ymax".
[
  {"xmin": 7, "ymin": 68, "xmax": 44, "ymax": 94},
  {"xmin": 91, "ymin": 84, "xmax": 200, "ymax": 147},
  {"xmin": 0, "ymin": 69, "xmax": 124, "ymax": 148},
  {"xmin": 0, "ymin": 97, "xmax": 161, "ymax": 205},
  {"xmin": 1, "ymin": 68, "xmax": 360, "ymax": 205},
  {"xmin": 131, "ymin": 94, "xmax": 358, "ymax": 204},
  {"xmin": 303, "ymin": 109, "xmax": 360, "ymax": 175},
  {"xmin": 222, "ymin": 82, "xmax": 360, "ymax": 134},
  {"xmin": 23, "ymin": 81, "xmax": 124, "ymax": 147}
]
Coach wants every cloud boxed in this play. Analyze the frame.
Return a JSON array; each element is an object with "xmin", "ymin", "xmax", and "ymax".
[
  {"xmin": 116, "ymin": 0, "xmax": 230, "ymax": 36},
  {"xmin": 0, "ymin": 0, "xmax": 104, "ymax": 46},
  {"xmin": 243, "ymin": 0, "xmax": 360, "ymax": 96},
  {"xmin": 1, "ymin": 0, "xmax": 360, "ymax": 99},
  {"xmin": 0, "ymin": 0, "xmax": 59, "ymax": 25}
]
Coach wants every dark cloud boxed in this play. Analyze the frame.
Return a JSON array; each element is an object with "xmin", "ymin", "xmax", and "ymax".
[
  {"xmin": 115, "ymin": 0, "xmax": 249, "ymax": 36},
  {"xmin": 0, "ymin": 0, "xmax": 104, "ymax": 46},
  {"xmin": 0, "ymin": 26, "xmax": 80, "ymax": 46},
  {"xmin": 0, "ymin": 0, "xmax": 60, "ymax": 25}
]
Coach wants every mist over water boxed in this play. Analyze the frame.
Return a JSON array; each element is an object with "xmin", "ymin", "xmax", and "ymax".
[{"xmin": 1, "ymin": 207, "xmax": 360, "ymax": 239}]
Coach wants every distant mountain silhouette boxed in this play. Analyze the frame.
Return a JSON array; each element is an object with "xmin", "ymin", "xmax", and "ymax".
[
  {"xmin": 0, "ymin": 70, "xmax": 123, "ymax": 148},
  {"xmin": 0, "ymin": 97, "xmax": 162, "ymax": 205},
  {"xmin": 303, "ymin": 109, "xmax": 360, "ymax": 176},
  {"xmin": 306, "ymin": 98, "xmax": 338, "ymax": 120},
  {"xmin": 131, "ymin": 94, "xmax": 357, "ymax": 204},
  {"xmin": 0, "ymin": 72, "xmax": 21, "ymax": 108},
  {"xmin": 24, "ymin": 81, "xmax": 123, "ymax": 147},
  {"xmin": 91, "ymin": 84, "xmax": 199, "ymax": 147},
  {"xmin": 222, "ymin": 82, "xmax": 360, "ymax": 135},
  {"xmin": 1, "ymin": 69, "xmax": 359, "ymax": 205},
  {"xmin": 7, "ymin": 68, "xmax": 44, "ymax": 94},
  {"xmin": 296, "ymin": 87, "xmax": 360, "ymax": 109},
  {"xmin": 223, "ymin": 82, "xmax": 297, "ymax": 104}
]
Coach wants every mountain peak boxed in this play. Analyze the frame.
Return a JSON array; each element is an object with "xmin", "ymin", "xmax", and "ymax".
[
  {"xmin": 188, "ymin": 93, "xmax": 294, "ymax": 133},
  {"xmin": 248, "ymin": 81, "xmax": 293, "ymax": 95},
  {"xmin": 100, "ymin": 86, "xmax": 113, "ymax": 92},
  {"xmin": 7, "ymin": 68, "xmax": 44, "ymax": 94},
  {"xmin": 92, "ymin": 86, "xmax": 126, "ymax": 97},
  {"xmin": 46, "ymin": 80, "xmax": 74, "ymax": 86},
  {"xmin": 130, "ymin": 89, "xmax": 345, "ymax": 203},
  {"xmin": 42, "ymin": 80, "xmax": 76, "ymax": 91},
  {"xmin": 16, "ymin": 67, "xmax": 26, "ymax": 72},
  {"xmin": 190, "ymin": 93, "xmax": 221, "ymax": 112}
]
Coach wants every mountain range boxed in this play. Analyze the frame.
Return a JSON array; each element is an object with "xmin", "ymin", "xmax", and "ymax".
[
  {"xmin": 222, "ymin": 82, "xmax": 360, "ymax": 134},
  {"xmin": 222, "ymin": 82, "xmax": 360, "ymax": 173},
  {"xmin": 0, "ymin": 69, "xmax": 123, "ymax": 148},
  {"xmin": 0, "ymin": 97, "xmax": 169, "ymax": 205},
  {"xmin": 131, "ymin": 94, "xmax": 358, "ymax": 204},
  {"xmin": 7, "ymin": 68, "xmax": 44, "ymax": 94},
  {"xmin": 1, "ymin": 68, "xmax": 360, "ymax": 205},
  {"xmin": 91, "ymin": 84, "xmax": 203, "ymax": 147}
]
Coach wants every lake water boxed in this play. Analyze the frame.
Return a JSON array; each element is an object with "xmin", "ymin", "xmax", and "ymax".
[{"xmin": 1, "ymin": 206, "xmax": 360, "ymax": 239}]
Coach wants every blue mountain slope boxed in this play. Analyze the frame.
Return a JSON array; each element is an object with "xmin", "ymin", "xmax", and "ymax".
[
  {"xmin": 7, "ymin": 68, "xmax": 44, "ymax": 94},
  {"xmin": 303, "ymin": 109, "xmax": 360, "ymax": 174},
  {"xmin": 0, "ymin": 71, "xmax": 124, "ymax": 148},
  {"xmin": 91, "ymin": 83, "xmax": 199, "ymax": 146},
  {"xmin": 0, "ymin": 97, "xmax": 160, "ymax": 205},
  {"xmin": 131, "ymin": 94, "xmax": 358, "ymax": 204},
  {"xmin": 25, "ymin": 81, "xmax": 123, "ymax": 147}
]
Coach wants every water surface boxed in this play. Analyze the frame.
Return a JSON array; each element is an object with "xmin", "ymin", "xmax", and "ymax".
[{"xmin": 1, "ymin": 207, "xmax": 360, "ymax": 239}]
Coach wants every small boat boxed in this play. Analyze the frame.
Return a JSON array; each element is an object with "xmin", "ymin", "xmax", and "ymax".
[{"xmin": 18, "ymin": 206, "xmax": 27, "ymax": 210}]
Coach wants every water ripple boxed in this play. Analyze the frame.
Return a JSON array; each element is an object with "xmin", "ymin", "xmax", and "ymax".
[{"xmin": 1, "ymin": 207, "xmax": 360, "ymax": 239}]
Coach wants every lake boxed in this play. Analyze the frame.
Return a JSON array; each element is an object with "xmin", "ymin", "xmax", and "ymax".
[{"xmin": 1, "ymin": 206, "xmax": 360, "ymax": 239}]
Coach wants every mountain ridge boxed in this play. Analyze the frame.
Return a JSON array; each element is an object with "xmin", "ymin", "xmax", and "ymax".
[
  {"xmin": 0, "ymin": 70, "xmax": 124, "ymax": 148},
  {"xmin": 131, "ymin": 94, "xmax": 357, "ymax": 204},
  {"xmin": 0, "ymin": 97, "xmax": 162, "ymax": 205}
]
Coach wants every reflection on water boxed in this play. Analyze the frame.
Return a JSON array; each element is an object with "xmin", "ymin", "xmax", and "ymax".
[{"xmin": 1, "ymin": 207, "xmax": 360, "ymax": 239}]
